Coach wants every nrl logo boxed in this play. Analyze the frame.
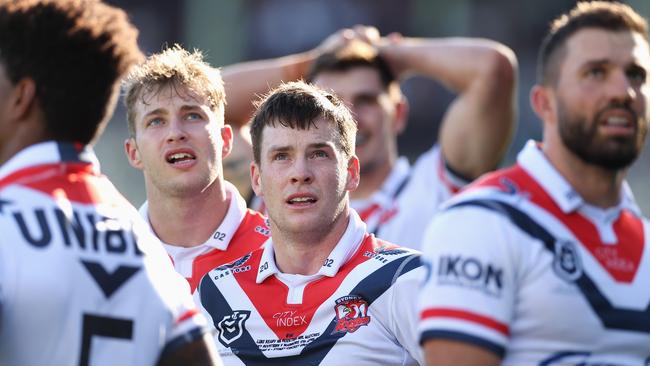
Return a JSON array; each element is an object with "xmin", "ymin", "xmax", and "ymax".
[
  {"xmin": 217, "ymin": 310, "xmax": 251, "ymax": 346},
  {"xmin": 332, "ymin": 295, "xmax": 371, "ymax": 334}
]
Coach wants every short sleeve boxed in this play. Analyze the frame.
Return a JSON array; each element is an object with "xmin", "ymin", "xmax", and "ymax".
[{"xmin": 417, "ymin": 205, "xmax": 520, "ymax": 358}]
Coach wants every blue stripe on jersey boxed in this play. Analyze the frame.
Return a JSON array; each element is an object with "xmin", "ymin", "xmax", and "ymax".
[
  {"xmin": 199, "ymin": 253, "xmax": 421, "ymax": 365},
  {"xmin": 420, "ymin": 330, "xmax": 505, "ymax": 358},
  {"xmin": 449, "ymin": 199, "xmax": 650, "ymax": 333},
  {"xmin": 198, "ymin": 276, "xmax": 268, "ymax": 361}
]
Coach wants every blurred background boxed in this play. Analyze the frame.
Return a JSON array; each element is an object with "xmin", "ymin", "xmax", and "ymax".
[{"xmin": 99, "ymin": 0, "xmax": 650, "ymax": 214}]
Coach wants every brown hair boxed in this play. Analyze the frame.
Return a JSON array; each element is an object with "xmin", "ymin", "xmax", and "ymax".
[
  {"xmin": 0, "ymin": 0, "xmax": 142, "ymax": 144},
  {"xmin": 307, "ymin": 39, "xmax": 400, "ymax": 98},
  {"xmin": 122, "ymin": 45, "xmax": 225, "ymax": 136},
  {"xmin": 250, "ymin": 81, "xmax": 357, "ymax": 164},
  {"xmin": 538, "ymin": 1, "xmax": 649, "ymax": 85}
]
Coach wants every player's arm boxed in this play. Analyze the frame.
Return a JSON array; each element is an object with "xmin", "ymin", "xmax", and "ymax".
[
  {"xmin": 156, "ymin": 332, "xmax": 223, "ymax": 366},
  {"xmin": 222, "ymin": 51, "xmax": 315, "ymax": 128},
  {"xmin": 424, "ymin": 339, "xmax": 500, "ymax": 366},
  {"xmin": 418, "ymin": 205, "xmax": 516, "ymax": 366},
  {"xmin": 379, "ymin": 37, "xmax": 518, "ymax": 180},
  {"xmin": 222, "ymin": 26, "xmax": 379, "ymax": 127}
]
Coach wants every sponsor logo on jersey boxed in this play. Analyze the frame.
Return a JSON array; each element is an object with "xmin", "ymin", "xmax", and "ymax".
[
  {"xmin": 255, "ymin": 225, "xmax": 270, "ymax": 236},
  {"xmin": 12, "ymin": 207, "xmax": 143, "ymax": 256},
  {"xmin": 553, "ymin": 239, "xmax": 583, "ymax": 282},
  {"xmin": 332, "ymin": 295, "xmax": 371, "ymax": 334},
  {"xmin": 214, "ymin": 253, "xmax": 252, "ymax": 271},
  {"xmin": 436, "ymin": 255, "xmax": 503, "ymax": 296},
  {"xmin": 217, "ymin": 310, "xmax": 251, "ymax": 346},
  {"xmin": 272, "ymin": 310, "xmax": 307, "ymax": 328},
  {"xmin": 375, "ymin": 246, "xmax": 408, "ymax": 256}
]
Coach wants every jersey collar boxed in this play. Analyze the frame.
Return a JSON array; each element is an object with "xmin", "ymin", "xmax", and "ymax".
[
  {"xmin": 0, "ymin": 141, "xmax": 99, "ymax": 180},
  {"xmin": 256, "ymin": 209, "xmax": 367, "ymax": 283},
  {"xmin": 139, "ymin": 180, "xmax": 248, "ymax": 251},
  {"xmin": 517, "ymin": 140, "xmax": 641, "ymax": 216}
]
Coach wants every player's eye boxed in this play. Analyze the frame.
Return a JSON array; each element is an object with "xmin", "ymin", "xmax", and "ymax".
[
  {"xmin": 310, "ymin": 150, "xmax": 328, "ymax": 159},
  {"xmin": 273, "ymin": 152, "xmax": 289, "ymax": 161},
  {"xmin": 185, "ymin": 112, "xmax": 203, "ymax": 121},
  {"xmin": 627, "ymin": 65, "xmax": 647, "ymax": 85},
  {"xmin": 146, "ymin": 117, "xmax": 164, "ymax": 127}
]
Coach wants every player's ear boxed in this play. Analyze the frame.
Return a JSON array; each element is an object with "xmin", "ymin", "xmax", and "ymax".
[
  {"xmin": 124, "ymin": 137, "xmax": 143, "ymax": 170},
  {"xmin": 250, "ymin": 161, "xmax": 263, "ymax": 197},
  {"xmin": 530, "ymin": 84, "xmax": 557, "ymax": 127},
  {"xmin": 345, "ymin": 154, "xmax": 360, "ymax": 192},
  {"xmin": 221, "ymin": 124, "xmax": 233, "ymax": 158},
  {"xmin": 393, "ymin": 94, "xmax": 409, "ymax": 135},
  {"xmin": 10, "ymin": 77, "xmax": 37, "ymax": 121}
]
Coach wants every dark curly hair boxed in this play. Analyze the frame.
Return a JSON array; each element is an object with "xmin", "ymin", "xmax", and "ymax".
[{"xmin": 0, "ymin": 0, "xmax": 143, "ymax": 144}]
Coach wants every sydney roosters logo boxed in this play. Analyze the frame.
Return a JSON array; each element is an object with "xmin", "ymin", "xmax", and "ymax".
[{"xmin": 332, "ymin": 295, "xmax": 371, "ymax": 334}]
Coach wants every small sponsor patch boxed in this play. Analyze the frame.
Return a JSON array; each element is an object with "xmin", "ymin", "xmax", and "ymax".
[
  {"xmin": 376, "ymin": 246, "xmax": 408, "ymax": 256},
  {"xmin": 214, "ymin": 253, "xmax": 251, "ymax": 271},
  {"xmin": 436, "ymin": 255, "xmax": 504, "ymax": 297}
]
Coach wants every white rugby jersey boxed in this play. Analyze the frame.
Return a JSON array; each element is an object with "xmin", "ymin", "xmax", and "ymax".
[
  {"xmin": 351, "ymin": 145, "xmax": 468, "ymax": 250},
  {"xmin": 140, "ymin": 181, "xmax": 270, "ymax": 292},
  {"xmin": 196, "ymin": 211, "xmax": 425, "ymax": 365},
  {"xmin": 418, "ymin": 141, "xmax": 650, "ymax": 365},
  {"xmin": 0, "ymin": 142, "xmax": 208, "ymax": 366}
]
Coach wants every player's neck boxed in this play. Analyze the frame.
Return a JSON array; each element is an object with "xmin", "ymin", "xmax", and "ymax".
[
  {"xmin": 351, "ymin": 156, "xmax": 395, "ymax": 200},
  {"xmin": 146, "ymin": 181, "xmax": 230, "ymax": 247},
  {"xmin": 543, "ymin": 141, "xmax": 626, "ymax": 209},
  {"xmin": 271, "ymin": 208, "xmax": 351, "ymax": 276}
]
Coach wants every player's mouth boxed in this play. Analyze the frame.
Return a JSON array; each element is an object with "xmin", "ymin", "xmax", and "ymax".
[
  {"xmin": 165, "ymin": 149, "xmax": 196, "ymax": 166},
  {"xmin": 597, "ymin": 108, "xmax": 637, "ymax": 137},
  {"xmin": 286, "ymin": 193, "xmax": 318, "ymax": 207}
]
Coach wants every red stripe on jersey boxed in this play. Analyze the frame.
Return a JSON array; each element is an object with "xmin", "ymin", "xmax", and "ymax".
[
  {"xmin": 421, "ymin": 308, "xmax": 509, "ymax": 336},
  {"xmin": 473, "ymin": 165, "xmax": 645, "ymax": 283},
  {"xmin": 187, "ymin": 210, "xmax": 268, "ymax": 292},
  {"xmin": 0, "ymin": 163, "xmax": 113, "ymax": 205},
  {"xmin": 176, "ymin": 309, "xmax": 199, "ymax": 324},
  {"xmin": 233, "ymin": 234, "xmax": 379, "ymax": 340},
  {"xmin": 437, "ymin": 155, "xmax": 462, "ymax": 194},
  {"xmin": 358, "ymin": 203, "xmax": 381, "ymax": 223}
]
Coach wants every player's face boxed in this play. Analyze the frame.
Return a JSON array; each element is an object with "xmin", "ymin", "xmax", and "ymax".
[
  {"xmin": 312, "ymin": 67, "xmax": 399, "ymax": 175},
  {"xmin": 553, "ymin": 28, "xmax": 650, "ymax": 169},
  {"xmin": 125, "ymin": 85, "xmax": 232, "ymax": 197},
  {"xmin": 251, "ymin": 117, "xmax": 359, "ymax": 237}
]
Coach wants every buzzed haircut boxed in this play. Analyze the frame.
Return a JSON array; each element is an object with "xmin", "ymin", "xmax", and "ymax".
[
  {"xmin": 0, "ymin": 0, "xmax": 142, "ymax": 145},
  {"xmin": 537, "ymin": 1, "xmax": 649, "ymax": 85},
  {"xmin": 122, "ymin": 45, "xmax": 226, "ymax": 137},
  {"xmin": 250, "ymin": 81, "xmax": 357, "ymax": 164}
]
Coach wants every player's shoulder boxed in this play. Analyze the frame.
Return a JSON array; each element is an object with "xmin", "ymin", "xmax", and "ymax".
[
  {"xmin": 361, "ymin": 235, "xmax": 423, "ymax": 274},
  {"xmin": 239, "ymin": 208, "xmax": 271, "ymax": 237}
]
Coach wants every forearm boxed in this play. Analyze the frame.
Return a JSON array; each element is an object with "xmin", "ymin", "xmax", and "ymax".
[
  {"xmin": 379, "ymin": 37, "xmax": 516, "ymax": 94},
  {"xmin": 222, "ymin": 50, "xmax": 317, "ymax": 126}
]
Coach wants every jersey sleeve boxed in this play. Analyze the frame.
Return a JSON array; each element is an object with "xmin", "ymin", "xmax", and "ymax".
[
  {"xmin": 413, "ymin": 144, "xmax": 470, "ymax": 196},
  {"xmin": 137, "ymin": 228, "xmax": 210, "ymax": 356},
  {"xmin": 417, "ymin": 205, "xmax": 521, "ymax": 358}
]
